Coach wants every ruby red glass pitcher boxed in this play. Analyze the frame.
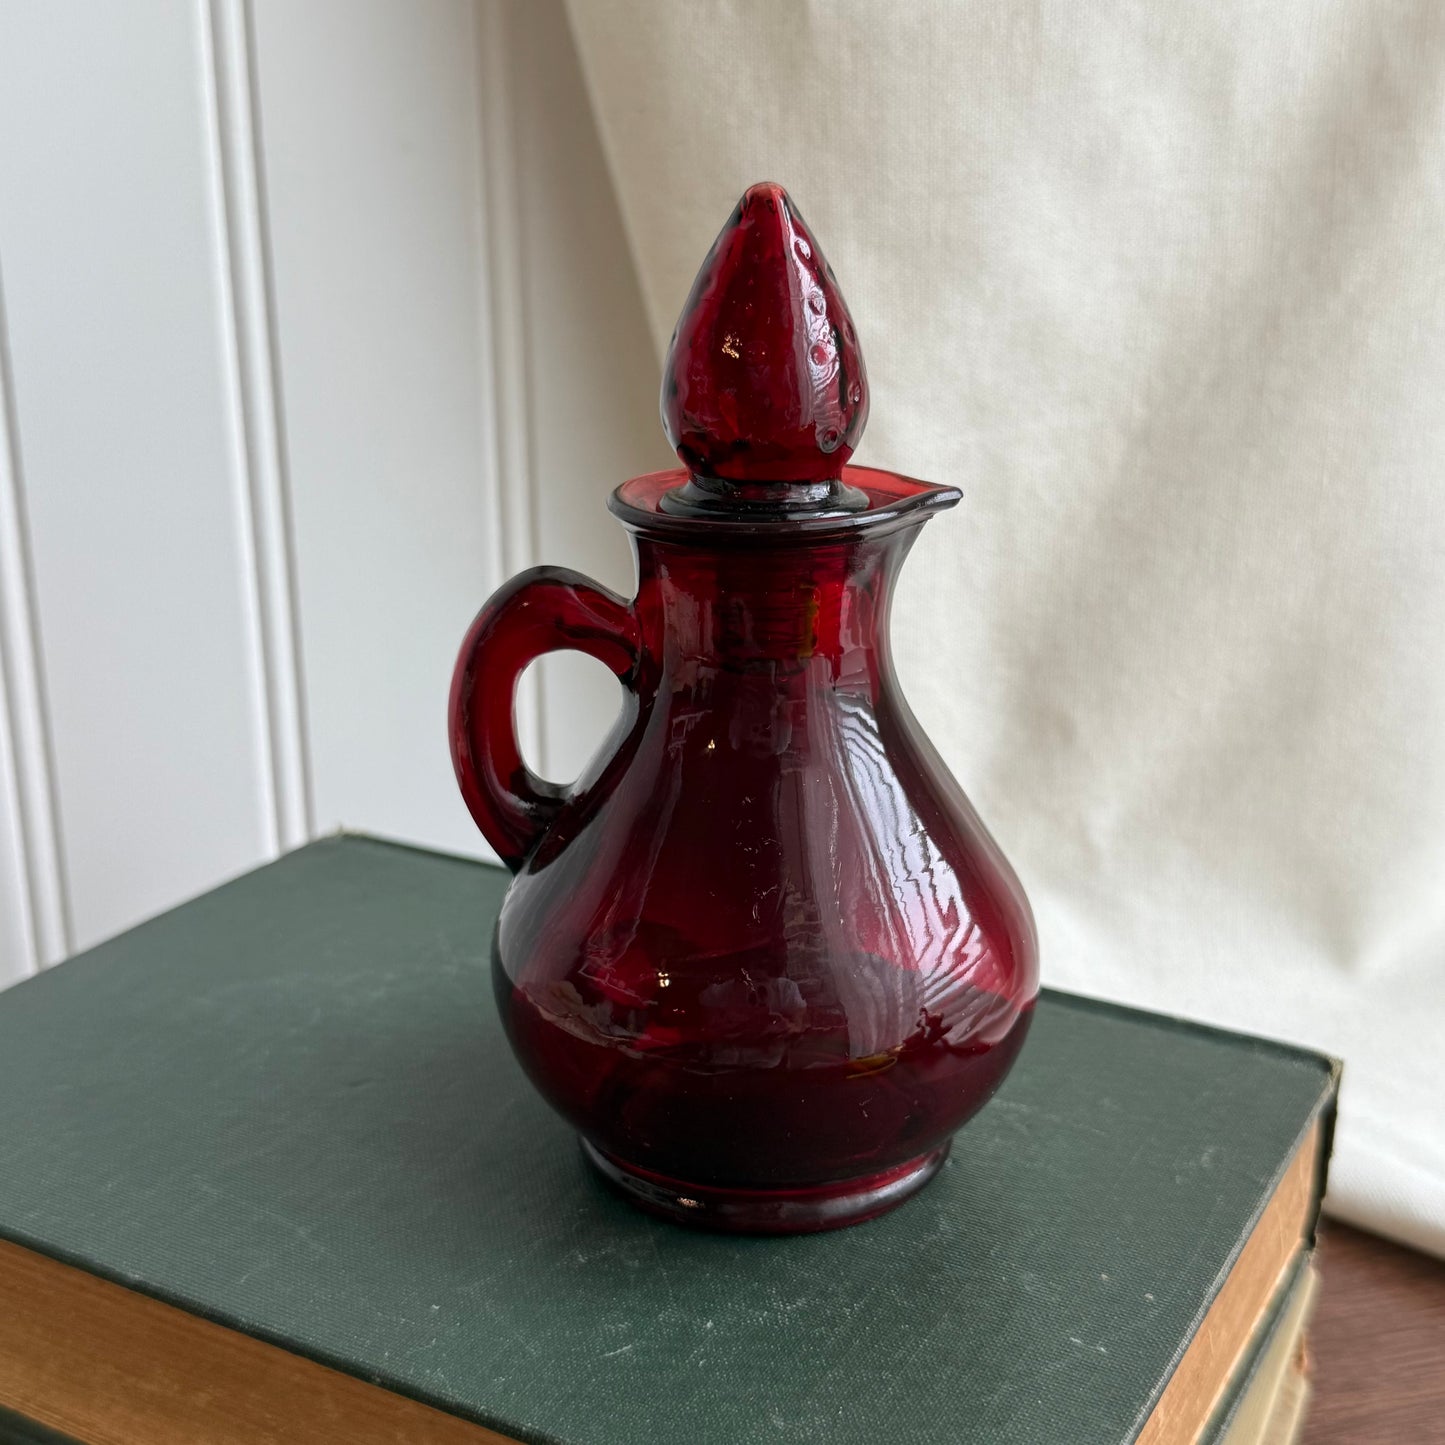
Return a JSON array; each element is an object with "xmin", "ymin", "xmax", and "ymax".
[{"xmin": 450, "ymin": 184, "xmax": 1038, "ymax": 1233}]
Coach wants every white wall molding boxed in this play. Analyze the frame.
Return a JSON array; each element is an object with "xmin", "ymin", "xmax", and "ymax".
[
  {"xmin": 0, "ymin": 263, "xmax": 71, "ymax": 973},
  {"xmin": 200, "ymin": 0, "xmax": 313, "ymax": 854},
  {"xmin": 0, "ymin": 0, "xmax": 661, "ymax": 970},
  {"xmin": 473, "ymin": 0, "xmax": 545, "ymax": 776}
]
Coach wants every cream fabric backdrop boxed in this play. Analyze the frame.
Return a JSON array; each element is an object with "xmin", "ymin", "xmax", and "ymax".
[{"xmin": 564, "ymin": 1, "xmax": 1445, "ymax": 1256}]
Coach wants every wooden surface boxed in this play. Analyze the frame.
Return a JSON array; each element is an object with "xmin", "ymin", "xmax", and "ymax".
[{"xmin": 1302, "ymin": 1222, "xmax": 1445, "ymax": 1443}]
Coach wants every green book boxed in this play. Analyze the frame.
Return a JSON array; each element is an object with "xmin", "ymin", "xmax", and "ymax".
[{"xmin": 0, "ymin": 837, "xmax": 1336, "ymax": 1445}]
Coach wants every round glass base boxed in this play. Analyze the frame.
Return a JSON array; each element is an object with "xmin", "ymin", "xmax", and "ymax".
[{"xmin": 580, "ymin": 1138, "xmax": 950, "ymax": 1234}]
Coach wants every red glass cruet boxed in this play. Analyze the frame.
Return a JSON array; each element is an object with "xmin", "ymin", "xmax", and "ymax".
[{"xmin": 450, "ymin": 183, "xmax": 1039, "ymax": 1233}]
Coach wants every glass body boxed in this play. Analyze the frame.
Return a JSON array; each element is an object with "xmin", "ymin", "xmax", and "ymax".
[{"xmin": 450, "ymin": 466, "xmax": 1038, "ymax": 1232}]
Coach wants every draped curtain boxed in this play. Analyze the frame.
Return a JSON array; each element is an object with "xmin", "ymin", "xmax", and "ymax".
[{"xmin": 565, "ymin": 0, "xmax": 1445, "ymax": 1256}]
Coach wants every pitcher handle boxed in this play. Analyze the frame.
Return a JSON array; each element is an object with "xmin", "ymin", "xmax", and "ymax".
[{"xmin": 449, "ymin": 566, "xmax": 639, "ymax": 872}]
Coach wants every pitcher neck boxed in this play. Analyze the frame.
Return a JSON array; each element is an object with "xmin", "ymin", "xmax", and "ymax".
[{"xmin": 632, "ymin": 531, "xmax": 916, "ymax": 677}]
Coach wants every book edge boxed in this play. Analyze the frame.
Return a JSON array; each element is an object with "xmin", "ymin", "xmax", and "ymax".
[
  {"xmin": 0, "ymin": 1238, "xmax": 526, "ymax": 1445},
  {"xmin": 1199, "ymin": 1254, "xmax": 1316, "ymax": 1445},
  {"xmin": 1127, "ymin": 1097, "xmax": 1335, "ymax": 1444}
]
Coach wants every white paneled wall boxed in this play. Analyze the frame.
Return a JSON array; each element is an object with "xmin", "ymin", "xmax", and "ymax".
[
  {"xmin": 0, "ymin": 0, "xmax": 661, "ymax": 984},
  {"xmin": 0, "ymin": 2, "xmax": 277, "ymax": 962},
  {"xmin": 250, "ymin": 0, "xmax": 507, "ymax": 860},
  {"xmin": 0, "ymin": 288, "xmax": 67, "ymax": 975},
  {"xmin": 0, "ymin": 293, "xmax": 67, "ymax": 982}
]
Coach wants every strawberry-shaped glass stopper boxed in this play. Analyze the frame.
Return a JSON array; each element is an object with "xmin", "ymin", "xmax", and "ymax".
[{"xmin": 661, "ymin": 183, "xmax": 869, "ymax": 500}]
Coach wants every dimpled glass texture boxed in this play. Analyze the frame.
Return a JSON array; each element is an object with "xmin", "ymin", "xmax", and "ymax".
[{"xmin": 450, "ymin": 185, "xmax": 1038, "ymax": 1233}]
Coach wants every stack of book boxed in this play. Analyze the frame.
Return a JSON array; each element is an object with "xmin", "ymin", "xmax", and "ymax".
[{"xmin": 0, "ymin": 838, "xmax": 1336, "ymax": 1444}]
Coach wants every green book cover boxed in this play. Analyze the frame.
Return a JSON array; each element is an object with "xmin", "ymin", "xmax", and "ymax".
[{"xmin": 0, "ymin": 836, "xmax": 1335, "ymax": 1445}]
